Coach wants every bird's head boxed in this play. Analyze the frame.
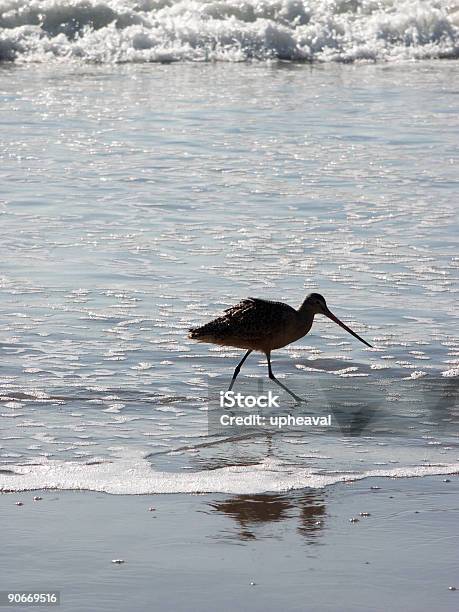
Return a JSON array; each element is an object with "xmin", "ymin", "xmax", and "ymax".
[
  {"xmin": 303, "ymin": 292, "xmax": 328, "ymax": 315},
  {"xmin": 302, "ymin": 292, "xmax": 373, "ymax": 348}
]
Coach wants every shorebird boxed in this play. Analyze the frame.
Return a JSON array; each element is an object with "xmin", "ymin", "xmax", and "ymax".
[{"xmin": 189, "ymin": 293, "xmax": 372, "ymax": 402}]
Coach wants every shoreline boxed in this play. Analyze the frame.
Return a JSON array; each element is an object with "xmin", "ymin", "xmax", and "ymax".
[{"xmin": 3, "ymin": 474, "xmax": 459, "ymax": 611}]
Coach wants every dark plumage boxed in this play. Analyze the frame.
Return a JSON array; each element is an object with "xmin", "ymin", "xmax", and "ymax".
[{"xmin": 189, "ymin": 298, "xmax": 299, "ymax": 352}]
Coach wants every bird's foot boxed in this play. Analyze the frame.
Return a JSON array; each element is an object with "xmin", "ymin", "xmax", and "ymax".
[{"xmin": 290, "ymin": 394, "xmax": 306, "ymax": 405}]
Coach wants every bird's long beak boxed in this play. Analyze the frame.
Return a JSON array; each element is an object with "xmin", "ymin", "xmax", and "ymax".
[{"xmin": 323, "ymin": 308, "xmax": 373, "ymax": 348}]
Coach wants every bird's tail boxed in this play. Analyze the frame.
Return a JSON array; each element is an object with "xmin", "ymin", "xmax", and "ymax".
[
  {"xmin": 188, "ymin": 324, "xmax": 217, "ymax": 343},
  {"xmin": 188, "ymin": 326, "xmax": 206, "ymax": 340}
]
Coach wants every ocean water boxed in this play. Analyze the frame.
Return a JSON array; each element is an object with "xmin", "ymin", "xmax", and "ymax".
[{"xmin": 0, "ymin": 1, "xmax": 458, "ymax": 495}]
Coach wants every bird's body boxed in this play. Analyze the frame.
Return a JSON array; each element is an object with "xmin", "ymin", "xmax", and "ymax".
[
  {"xmin": 189, "ymin": 293, "xmax": 372, "ymax": 402},
  {"xmin": 190, "ymin": 297, "xmax": 313, "ymax": 353}
]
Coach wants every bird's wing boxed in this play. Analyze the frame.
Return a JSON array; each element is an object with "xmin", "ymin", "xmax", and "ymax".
[
  {"xmin": 223, "ymin": 297, "xmax": 289, "ymax": 312},
  {"xmin": 223, "ymin": 298, "xmax": 255, "ymax": 314},
  {"xmin": 221, "ymin": 297, "xmax": 296, "ymax": 340}
]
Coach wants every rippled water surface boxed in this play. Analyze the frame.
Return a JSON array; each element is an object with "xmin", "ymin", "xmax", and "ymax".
[{"xmin": 1, "ymin": 61, "xmax": 458, "ymax": 493}]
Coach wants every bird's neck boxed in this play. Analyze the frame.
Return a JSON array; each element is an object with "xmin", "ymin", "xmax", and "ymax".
[{"xmin": 297, "ymin": 302, "xmax": 315, "ymax": 327}]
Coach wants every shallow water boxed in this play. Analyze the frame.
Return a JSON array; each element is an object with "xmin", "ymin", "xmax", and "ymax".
[{"xmin": 0, "ymin": 60, "xmax": 458, "ymax": 494}]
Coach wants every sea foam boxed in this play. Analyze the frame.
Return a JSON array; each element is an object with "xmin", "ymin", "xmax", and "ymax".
[
  {"xmin": 1, "ymin": 451, "xmax": 458, "ymax": 494},
  {"xmin": 0, "ymin": 0, "xmax": 458, "ymax": 63}
]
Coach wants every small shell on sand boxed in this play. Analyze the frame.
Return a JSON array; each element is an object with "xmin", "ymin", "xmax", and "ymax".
[{"xmin": 112, "ymin": 559, "xmax": 125, "ymax": 564}]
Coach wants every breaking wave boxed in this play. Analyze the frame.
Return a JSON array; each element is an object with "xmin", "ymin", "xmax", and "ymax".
[{"xmin": 0, "ymin": 0, "xmax": 458, "ymax": 63}]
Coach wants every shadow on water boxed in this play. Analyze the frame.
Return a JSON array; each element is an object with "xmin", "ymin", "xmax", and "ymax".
[
  {"xmin": 208, "ymin": 371, "xmax": 459, "ymax": 437},
  {"xmin": 147, "ymin": 372, "xmax": 459, "ymax": 471}
]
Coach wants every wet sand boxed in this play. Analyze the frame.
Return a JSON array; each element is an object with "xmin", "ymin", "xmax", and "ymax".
[{"xmin": 2, "ymin": 475, "xmax": 459, "ymax": 612}]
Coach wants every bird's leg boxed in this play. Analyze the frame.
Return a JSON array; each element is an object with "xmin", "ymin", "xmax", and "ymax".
[
  {"xmin": 228, "ymin": 350, "xmax": 252, "ymax": 391},
  {"xmin": 266, "ymin": 353, "xmax": 304, "ymax": 404}
]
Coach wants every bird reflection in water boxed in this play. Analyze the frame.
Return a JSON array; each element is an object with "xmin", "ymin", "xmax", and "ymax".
[{"xmin": 209, "ymin": 490, "xmax": 326, "ymax": 543}]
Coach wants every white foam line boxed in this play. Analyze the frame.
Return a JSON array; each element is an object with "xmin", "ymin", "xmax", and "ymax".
[{"xmin": 1, "ymin": 455, "xmax": 458, "ymax": 495}]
